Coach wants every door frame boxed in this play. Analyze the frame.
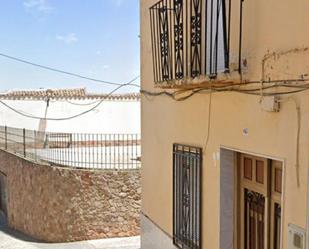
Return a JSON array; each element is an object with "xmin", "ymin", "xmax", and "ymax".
[
  {"xmin": 307, "ymin": 164, "xmax": 309, "ymax": 249},
  {"xmin": 220, "ymin": 146, "xmax": 285, "ymax": 249}
]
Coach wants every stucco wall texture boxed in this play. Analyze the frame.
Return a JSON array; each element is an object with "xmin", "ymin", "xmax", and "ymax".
[
  {"xmin": 0, "ymin": 150, "xmax": 141, "ymax": 242},
  {"xmin": 141, "ymin": 0, "xmax": 309, "ymax": 248}
]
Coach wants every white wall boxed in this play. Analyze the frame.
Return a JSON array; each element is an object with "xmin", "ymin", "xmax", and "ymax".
[{"xmin": 0, "ymin": 99, "xmax": 140, "ymax": 134}]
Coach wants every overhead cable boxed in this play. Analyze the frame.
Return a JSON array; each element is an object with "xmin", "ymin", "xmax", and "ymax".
[
  {"xmin": 141, "ymin": 78, "xmax": 309, "ymax": 101},
  {"xmin": 65, "ymin": 99, "xmax": 101, "ymax": 106},
  {"xmin": 0, "ymin": 53, "xmax": 140, "ymax": 88},
  {"xmin": 0, "ymin": 76, "xmax": 140, "ymax": 121}
]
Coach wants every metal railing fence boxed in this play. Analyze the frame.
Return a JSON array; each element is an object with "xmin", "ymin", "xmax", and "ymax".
[
  {"xmin": 0, "ymin": 126, "xmax": 141, "ymax": 170},
  {"xmin": 149, "ymin": 0, "xmax": 233, "ymax": 84}
]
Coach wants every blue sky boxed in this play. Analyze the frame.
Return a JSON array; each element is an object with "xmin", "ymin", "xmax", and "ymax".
[{"xmin": 0, "ymin": 0, "xmax": 140, "ymax": 93}]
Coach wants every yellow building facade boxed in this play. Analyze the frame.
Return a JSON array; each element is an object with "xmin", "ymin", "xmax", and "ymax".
[{"xmin": 140, "ymin": 0, "xmax": 309, "ymax": 248}]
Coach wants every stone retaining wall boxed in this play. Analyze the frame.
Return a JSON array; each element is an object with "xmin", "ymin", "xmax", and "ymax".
[{"xmin": 0, "ymin": 149, "xmax": 141, "ymax": 242}]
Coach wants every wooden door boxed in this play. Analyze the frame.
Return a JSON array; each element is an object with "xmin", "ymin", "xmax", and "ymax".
[{"xmin": 237, "ymin": 154, "xmax": 282, "ymax": 249}]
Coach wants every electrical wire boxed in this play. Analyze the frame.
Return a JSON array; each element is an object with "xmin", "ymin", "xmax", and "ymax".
[
  {"xmin": 2, "ymin": 76, "xmax": 309, "ymax": 119},
  {"xmin": 0, "ymin": 53, "xmax": 140, "ymax": 88},
  {"xmin": 65, "ymin": 99, "xmax": 101, "ymax": 106},
  {"xmin": 0, "ymin": 76, "xmax": 140, "ymax": 121},
  {"xmin": 203, "ymin": 85, "xmax": 212, "ymax": 154},
  {"xmin": 278, "ymin": 97, "xmax": 301, "ymax": 187},
  {"xmin": 141, "ymin": 78, "xmax": 309, "ymax": 101}
]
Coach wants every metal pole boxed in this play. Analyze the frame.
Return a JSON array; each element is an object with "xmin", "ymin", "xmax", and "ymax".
[
  {"xmin": 34, "ymin": 130, "xmax": 37, "ymax": 161},
  {"xmin": 238, "ymin": 0, "xmax": 244, "ymax": 74},
  {"xmin": 4, "ymin": 126, "xmax": 7, "ymax": 150},
  {"xmin": 23, "ymin": 128, "xmax": 26, "ymax": 157}
]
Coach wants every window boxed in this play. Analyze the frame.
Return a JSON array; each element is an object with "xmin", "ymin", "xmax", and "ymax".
[
  {"xmin": 173, "ymin": 144, "xmax": 202, "ymax": 249},
  {"xmin": 149, "ymin": 0, "xmax": 233, "ymax": 84}
]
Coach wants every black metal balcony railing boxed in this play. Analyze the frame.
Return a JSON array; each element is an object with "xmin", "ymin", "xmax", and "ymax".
[
  {"xmin": 150, "ymin": 0, "xmax": 232, "ymax": 84},
  {"xmin": 0, "ymin": 126, "xmax": 141, "ymax": 170}
]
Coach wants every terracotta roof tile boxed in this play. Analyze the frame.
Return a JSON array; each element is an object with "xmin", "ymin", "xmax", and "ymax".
[{"xmin": 0, "ymin": 88, "xmax": 140, "ymax": 101}]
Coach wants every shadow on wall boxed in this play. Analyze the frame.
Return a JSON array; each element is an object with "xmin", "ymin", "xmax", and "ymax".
[
  {"xmin": 0, "ymin": 211, "xmax": 7, "ymax": 227},
  {"xmin": 0, "ymin": 211, "xmax": 40, "ymax": 243}
]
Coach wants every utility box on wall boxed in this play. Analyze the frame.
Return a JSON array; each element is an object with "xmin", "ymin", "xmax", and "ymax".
[{"xmin": 288, "ymin": 224, "xmax": 306, "ymax": 249}]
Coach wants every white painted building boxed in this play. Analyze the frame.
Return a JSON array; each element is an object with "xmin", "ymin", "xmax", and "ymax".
[{"xmin": 0, "ymin": 88, "xmax": 140, "ymax": 134}]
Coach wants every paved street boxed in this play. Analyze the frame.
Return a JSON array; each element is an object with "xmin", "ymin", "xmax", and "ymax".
[{"xmin": 0, "ymin": 218, "xmax": 140, "ymax": 249}]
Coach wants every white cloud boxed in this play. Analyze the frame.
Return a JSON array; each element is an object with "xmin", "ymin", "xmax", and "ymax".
[
  {"xmin": 56, "ymin": 33, "xmax": 78, "ymax": 44},
  {"xmin": 103, "ymin": 65, "xmax": 110, "ymax": 70},
  {"xmin": 23, "ymin": 0, "xmax": 54, "ymax": 13}
]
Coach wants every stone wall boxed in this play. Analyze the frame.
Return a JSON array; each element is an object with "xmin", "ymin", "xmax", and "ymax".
[{"xmin": 0, "ymin": 149, "xmax": 141, "ymax": 242}]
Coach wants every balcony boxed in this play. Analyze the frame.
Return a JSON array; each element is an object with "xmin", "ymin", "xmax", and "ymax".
[{"xmin": 149, "ymin": 0, "xmax": 238, "ymax": 86}]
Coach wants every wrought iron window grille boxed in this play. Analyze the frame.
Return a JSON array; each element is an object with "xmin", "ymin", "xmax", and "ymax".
[
  {"xmin": 149, "ymin": 0, "xmax": 233, "ymax": 84},
  {"xmin": 173, "ymin": 143, "xmax": 202, "ymax": 249}
]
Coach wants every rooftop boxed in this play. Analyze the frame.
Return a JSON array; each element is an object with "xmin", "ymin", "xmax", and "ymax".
[{"xmin": 0, "ymin": 88, "xmax": 140, "ymax": 101}]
